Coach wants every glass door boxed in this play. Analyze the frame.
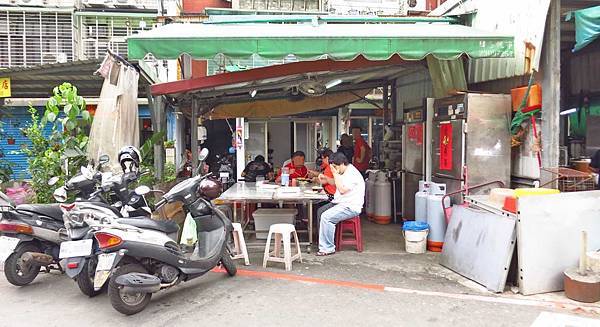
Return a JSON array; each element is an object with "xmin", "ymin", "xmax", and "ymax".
[
  {"xmin": 294, "ymin": 119, "xmax": 332, "ymax": 168},
  {"xmin": 245, "ymin": 121, "xmax": 267, "ymax": 165}
]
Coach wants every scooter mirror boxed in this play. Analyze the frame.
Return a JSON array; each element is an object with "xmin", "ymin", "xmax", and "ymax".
[
  {"xmin": 199, "ymin": 148, "xmax": 209, "ymax": 162},
  {"xmin": 81, "ymin": 166, "xmax": 94, "ymax": 180},
  {"xmin": 53, "ymin": 186, "xmax": 67, "ymax": 203},
  {"xmin": 98, "ymin": 154, "xmax": 110, "ymax": 166},
  {"xmin": 48, "ymin": 176, "xmax": 60, "ymax": 186},
  {"xmin": 135, "ymin": 185, "xmax": 151, "ymax": 196}
]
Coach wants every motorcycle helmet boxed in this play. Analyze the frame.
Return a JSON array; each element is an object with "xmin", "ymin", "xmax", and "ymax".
[
  {"xmin": 199, "ymin": 178, "xmax": 222, "ymax": 200},
  {"xmin": 118, "ymin": 146, "xmax": 141, "ymax": 173}
]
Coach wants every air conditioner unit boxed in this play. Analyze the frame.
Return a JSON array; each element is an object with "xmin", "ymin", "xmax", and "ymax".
[
  {"xmin": 18, "ymin": 0, "xmax": 44, "ymax": 7},
  {"xmin": 113, "ymin": 0, "xmax": 142, "ymax": 9},
  {"xmin": 406, "ymin": 0, "xmax": 426, "ymax": 12},
  {"xmin": 54, "ymin": 0, "xmax": 75, "ymax": 7},
  {"xmin": 42, "ymin": 52, "xmax": 69, "ymax": 64},
  {"xmin": 82, "ymin": 0, "xmax": 113, "ymax": 8}
]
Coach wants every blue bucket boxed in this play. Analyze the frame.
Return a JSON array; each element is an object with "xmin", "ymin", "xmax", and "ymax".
[{"xmin": 402, "ymin": 221, "xmax": 429, "ymax": 232}]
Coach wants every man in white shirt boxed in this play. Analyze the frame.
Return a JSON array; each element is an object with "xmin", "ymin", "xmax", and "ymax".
[{"xmin": 316, "ymin": 152, "xmax": 365, "ymax": 256}]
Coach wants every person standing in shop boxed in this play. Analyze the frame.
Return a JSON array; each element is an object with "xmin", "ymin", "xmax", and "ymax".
[{"xmin": 352, "ymin": 126, "xmax": 372, "ymax": 176}]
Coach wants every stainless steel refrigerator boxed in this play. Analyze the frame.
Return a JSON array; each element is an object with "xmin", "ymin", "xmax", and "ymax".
[
  {"xmin": 401, "ymin": 99, "xmax": 433, "ymax": 220},
  {"xmin": 431, "ymin": 94, "xmax": 512, "ymax": 202}
]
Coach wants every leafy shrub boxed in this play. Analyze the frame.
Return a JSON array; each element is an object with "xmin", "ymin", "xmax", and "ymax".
[{"xmin": 21, "ymin": 83, "xmax": 92, "ymax": 203}]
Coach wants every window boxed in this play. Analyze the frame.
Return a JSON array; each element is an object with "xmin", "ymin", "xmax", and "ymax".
[
  {"xmin": 78, "ymin": 15, "xmax": 156, "ymax": 60},
  {"xmin": 0, "ymin": 10, "xmax": 74, "ymax": 68}
]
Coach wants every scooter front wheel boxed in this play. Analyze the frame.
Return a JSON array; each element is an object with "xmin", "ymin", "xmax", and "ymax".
[
  {"xmin": 221, "ymin": 253, "xmax": 237, "ymax": 277},
  {"xmin": 4, "ymin": 242, "xmax": 41, "ymax": 286},
  {"xmin": 108, "ymin": 263, "xmax": 152, "ymax": 315}
]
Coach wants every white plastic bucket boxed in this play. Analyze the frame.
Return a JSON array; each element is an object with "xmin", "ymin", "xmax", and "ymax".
[{"xmin": 403, "ymin": 229, "xmax": 429, "ymax": 254}]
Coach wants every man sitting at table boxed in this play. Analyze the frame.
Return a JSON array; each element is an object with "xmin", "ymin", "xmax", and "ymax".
[
  {"xmin": 241, "ymin": 155, "xmax": 273, "ymax": 182},
  {"xmin": 316, "ymin": 152, "xmax": 365, "ymax": 256},
  {"xmin": 276, "ymin": 151, "xmax": 309, "ymax": 184}
]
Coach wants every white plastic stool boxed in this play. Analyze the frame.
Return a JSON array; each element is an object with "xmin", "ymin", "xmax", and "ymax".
[
  {"xmin": 262, "ymin": 223, "xmax": 302, "ymax": 271},
  {"xmin": 231, "ymin": 223, "xmax": 250, "ymax": 266}
]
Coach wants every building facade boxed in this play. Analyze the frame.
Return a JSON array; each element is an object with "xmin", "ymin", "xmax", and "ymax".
[{"xmin": 0, "ymin": 0, "xmax": 160, "ymax": 179}]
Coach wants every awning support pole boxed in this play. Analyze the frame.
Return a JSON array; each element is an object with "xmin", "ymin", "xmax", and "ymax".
[
  {"xmin": 191, "ymin": 97, "xmax": 199, "ymax": 175},
  {"xmin": 151, "ymin": 94, "xmax": 166, "ymax": 181},
  {"xmin": 383, "ymin": 82, "xmax": 389, "ymax": 130},
  {"xmin": 390, "ymin": 79, "xmax": 398, "ymax": 126},
  {"xmin": 541, "ymin": 0, "xmax": 561, "ymax": 185}
]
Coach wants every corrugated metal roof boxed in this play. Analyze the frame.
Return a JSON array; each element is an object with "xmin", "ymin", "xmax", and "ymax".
[
  {"xmin": 468, "ymin": 0, "xmax": 551, "ymax": 83},
  {"xmin": 431, "ymin": 0, "xmax": 551, "ymax": 83},
  {"xmin": 567, "ymin": 41, "xmax": 600, "ymax": 96}
]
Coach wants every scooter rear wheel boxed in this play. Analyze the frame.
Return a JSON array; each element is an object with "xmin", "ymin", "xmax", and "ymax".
[
  {"xmin": 4, "ymin": 242, "xmax": 41, "ymax": 286},
  {"xmin": 108, "ymin": 263, "xmax": 152, "ymax": 315},
  {"xmin": 77, "ymin": 258, "xmax": 104, "ymax": 297}
]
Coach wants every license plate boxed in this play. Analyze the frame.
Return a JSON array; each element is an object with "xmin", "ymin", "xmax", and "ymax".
[
  {"xmin": 59, "ymin": 239, "xmax": 93, "ymax": 259},
  {"xmin": 96, "ymin": 253, "xmax": 117, "ymax": 271},
  {"xmin": 0, "ymin": 236, "xmax": 20, "ymax": 263}
]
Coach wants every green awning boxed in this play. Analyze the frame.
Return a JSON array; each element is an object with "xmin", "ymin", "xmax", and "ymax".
[
  {"xmin": 566, "ymin": 6, "xmax": 600, "ymax": 52},
  {"xmin": 127, "ymin": 23, "xmax": 514, "ymax": 61}
]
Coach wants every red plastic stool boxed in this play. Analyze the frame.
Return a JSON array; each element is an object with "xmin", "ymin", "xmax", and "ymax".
[{"xmin": 335, "ymin": 216, "xmax": 363, "ymax": 252}]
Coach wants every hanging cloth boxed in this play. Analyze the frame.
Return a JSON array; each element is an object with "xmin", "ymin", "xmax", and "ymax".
[{"xmin": 87, "ymin": 54, "xmax": 140, "ymax": 171}]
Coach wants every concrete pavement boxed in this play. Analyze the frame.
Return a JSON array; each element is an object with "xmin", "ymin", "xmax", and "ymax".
[{"xmin": 0, "ymin": 220, "xmax": 598, "ymax": 326}]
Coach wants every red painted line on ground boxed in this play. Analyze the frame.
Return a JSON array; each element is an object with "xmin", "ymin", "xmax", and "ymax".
[
  {"xmin": 212, "ymin": 267, "xmax": 600, "ymax": 315},
  {"xmin": 212, "ymin": 267, "xmax": 384, "ymax": 292}
]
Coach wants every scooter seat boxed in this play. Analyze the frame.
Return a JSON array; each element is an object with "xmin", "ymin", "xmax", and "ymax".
[
  {"xmin": 117, "ymin": 218, "xmax": 179, "ymax": 234},
  {"xmin": 15, "ymin": 204, "xmax": 63, "ymax": 221}
]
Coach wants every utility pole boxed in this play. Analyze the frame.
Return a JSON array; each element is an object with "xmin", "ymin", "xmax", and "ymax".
[{"xmin": 541, "ymin": 0, "xmax": 560, "ymax": 182}]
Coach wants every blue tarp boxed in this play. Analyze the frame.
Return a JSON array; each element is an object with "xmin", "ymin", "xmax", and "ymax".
[{"xmin": 567, "ymin": 6, "xmax": 600, "ymax": 52}]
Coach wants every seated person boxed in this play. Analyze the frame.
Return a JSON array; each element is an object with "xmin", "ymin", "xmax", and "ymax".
[
  {"xmin": 317, "ymin": 152, "xmax": 365, "ymax": 256},
  {"xmin": 276, "ymin": 151, "xmax": 309, "ymax": 183},
  {"xmin": 312, "ymin": 149, "xmax": 336, "ymax": 198},
  {"xmin": 241, "ymin": 155, "xmax": 273, "ymax": 182}
]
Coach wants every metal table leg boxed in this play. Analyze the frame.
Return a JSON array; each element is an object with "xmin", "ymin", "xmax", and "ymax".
[
  {"xmin": 233, "ymin": 201, "xmax": 237, "ymax": 223},
  {"xmin": 308, "ymin": 201, "xmax": 313, "ymax": 253}
]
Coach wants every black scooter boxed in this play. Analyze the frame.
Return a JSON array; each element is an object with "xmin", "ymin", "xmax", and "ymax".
[{"xmin": 0, "ymin": 156, "xmax": 118, "ymax": 286}]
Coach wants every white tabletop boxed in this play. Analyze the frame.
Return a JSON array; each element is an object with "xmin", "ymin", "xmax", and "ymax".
[{"xmin": 218, "ymin": 182, "xmax": 328, "ymax": 202}]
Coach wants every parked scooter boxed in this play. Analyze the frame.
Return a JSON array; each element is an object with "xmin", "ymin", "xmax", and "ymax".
[
  {"xmin": 89, "ymin": 149, "xmax": 236, "ymax": 315},
  {"xmin": 0, "ymin": 155, "xmax": 116, "ymax": 287},
  {"xmin": 59, "ymin": 147, "xmax": 153, "ymax": 296},
  {"xmin": 215, "ymin": 153, "xmax": 235, "ymax": 191}
]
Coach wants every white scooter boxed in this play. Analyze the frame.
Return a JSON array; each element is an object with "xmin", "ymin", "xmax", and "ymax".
[{"xmin": 87, "ymin": 149, "xmax": 237, "ymax": 315}]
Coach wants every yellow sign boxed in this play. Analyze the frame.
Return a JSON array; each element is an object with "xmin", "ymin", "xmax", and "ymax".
[{"xmin": 0, "ymin": 77, "xmax": 10, "ymax": 98}]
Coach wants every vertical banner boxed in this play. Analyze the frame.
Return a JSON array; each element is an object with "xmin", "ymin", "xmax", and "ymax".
[
  {"xmin": 0, "ymin": 77, "xmax": 11, "ymax": 98},
  {"xmin": 439, "ymin": 123, "xmax": 453, "ymax": 171},
  {"xmin": 408, "ymin": 123, "xmax": 424, "ymax": 146},
  {"xmin": 235, "ymin": 118, "xmax": 245, "ymax": 181}
]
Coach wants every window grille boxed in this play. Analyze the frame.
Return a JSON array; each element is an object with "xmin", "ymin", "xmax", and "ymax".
[
  {"xmin": 77, "ymin": 14, "xmax": 156, "ymax": 60},
  {"xmin": 0, "ymin": 10, "xmax": 74, "ymax": 68}
]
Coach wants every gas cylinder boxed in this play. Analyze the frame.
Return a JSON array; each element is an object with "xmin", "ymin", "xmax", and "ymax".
[
  {"xmin": 366, "ymin": 171, "xmax": 377, "ymax": 220},
  {"xmin": 415, "ymin": 181, "xmax": 430, "ymax": 223},
  {"xmin": 373, "ymin": 171, "xmax": 392, "ymax": 225},
  {"xmin": 426, "ymin": 183, "xmax": 450, "ymax": 252}
]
